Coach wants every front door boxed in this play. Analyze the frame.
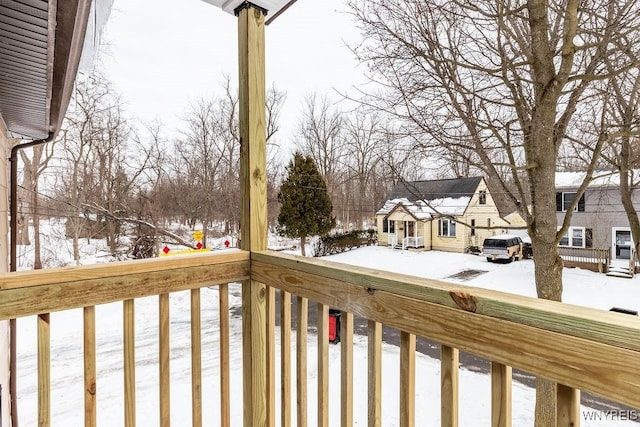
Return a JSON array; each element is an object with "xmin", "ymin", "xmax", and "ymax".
[{"xmin": 612, "ymin": 228, "xmax": 633, "ymax": 260}]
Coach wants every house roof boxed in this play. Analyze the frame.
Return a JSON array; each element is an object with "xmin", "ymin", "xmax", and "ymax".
[
  {"xmin": 385, "ymin": 176, "xmax": 483, "ymax": 202},
  {"xmin": 377, "ymin": 177, "xmax": 483, "ymax": 219},
  {"xmin": 376, "ymin": 196, "xmax": 471, "ymax": 219},
  {"xmin": 555, "ymin": 170, "xmax": 640, "ymax": 189}
]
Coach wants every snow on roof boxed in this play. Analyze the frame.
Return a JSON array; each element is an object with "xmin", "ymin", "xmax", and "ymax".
[
  {"xmin": 555, "ymin": 170, "xmax": 640, "ymax": 189},
  {"xmin": 376, "ymin": 196, "xmax": 471, "ymax": 219}
]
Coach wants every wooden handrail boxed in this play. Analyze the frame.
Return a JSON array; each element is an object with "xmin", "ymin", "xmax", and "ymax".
[
  {"xmin": 0, "ymin": 251, "xmax": 249, "ymax": 320},
  {"xmin": 251, "ymin": 250, "xmax": 640, "ymax": 410}
]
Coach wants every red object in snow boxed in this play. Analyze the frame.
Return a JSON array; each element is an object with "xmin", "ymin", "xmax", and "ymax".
[
  {"xmin": 224, "ymin": 240, "xmax": 230, "ymax": 248},
  {"xmin": 328, "ymin": 310, "xmax": 341, "ymax": 343},
  {"xmin": 196, "ymin": 242, "xmax": 203, "ymax": 249},
  {"xmin": 163, "ymin": 246, "xmax": 170, "ymax": 254}
]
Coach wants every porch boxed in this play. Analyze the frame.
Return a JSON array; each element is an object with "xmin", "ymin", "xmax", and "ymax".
[{"xmin": 4, "ymin": 249, "xmax": 640, "ymax": 426}]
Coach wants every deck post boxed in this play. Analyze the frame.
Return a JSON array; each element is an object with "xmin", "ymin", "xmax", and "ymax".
[{"xmin": 237, "ymin": 3, "xmax": 268, "ymax": 427}]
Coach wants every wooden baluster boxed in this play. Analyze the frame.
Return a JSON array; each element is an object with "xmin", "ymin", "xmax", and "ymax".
[
  {"xmin": 557, "ymin": 384, "xmax": 580, "ymax": 427},
  {"xmin": 490, "ymin": 362, "xmax": 512, "ymax": 427},
  {"xmin": 191, "ymin": 289, "xmax": 202, "ymax": 427},
  {"xmin": 341, "ymin": 311, "xmax": 353, "ymax": 427},
  {"xmin": 297, "ymin": 296, "xmax": 308, "ymax": 427},
  {"xmin": 84, "ymin": 306, "xmax": 96, "ymax": 427},
  {"xmin": 159, "ymin": 293, "xmax": 170, "ymax": 427},
  {"xmin": 441, "ymin": 345, "xmax": 459, "ymax": 427},
  {"xmin": 267, "ymin": 286, "xmax": 276, "ymax": 427},
  {"xmin": 281, "ymin": 291, "xmax": 292, "ymax": 427},
  {"xmin": 219, "ymin": 283, "xmax": 230, "ymax": 427},
  {"xmin": 38, "ymin": 313, "xmax": 50, "ymax": 427},
  {"xmin": 400, "ymin": 332, "xmax": 416, "ymax": 427},
  {"xmin": 368, "ymin": 320, "xmax": 381, "ymax": 427},
  {"xmin": 317, "ymin": 303, "xmax": 329, "ymax": 427},
  {"xmin": 124, "ymin": 299, "xmax": 136, "ymax": 427}
]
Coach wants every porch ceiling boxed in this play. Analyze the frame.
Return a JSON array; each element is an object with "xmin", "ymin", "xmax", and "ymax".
[
  {"xmin": 0, "ymin": 0, "xmax": 91, "ymax": 140},
  {"xmin": 0, "ymin": 0, "xmax": 50, "ymax": 139}
]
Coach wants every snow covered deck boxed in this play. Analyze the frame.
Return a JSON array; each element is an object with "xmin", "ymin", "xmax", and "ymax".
[{"xmin": 2, "ymin": 249, "xmax": 640, "ymax": 426}]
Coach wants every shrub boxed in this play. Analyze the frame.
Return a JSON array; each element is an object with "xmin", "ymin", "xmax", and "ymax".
[{"xmin": 313, "ymin": 229, "xmax": 377, "ymax": 257}]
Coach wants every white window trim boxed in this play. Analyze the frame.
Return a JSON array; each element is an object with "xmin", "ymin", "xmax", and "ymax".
[
  {"xmin": 385, "ymin": 219, "xmax": 395, "ymax": 234},
  {"xmin": 561, "ymin": 192, "xmax": 578, "ymax": 212},
  {"xmin": 559, "ymin": 226, "xmax": 585, "ymax": 247},
  {"xmin": 438, "ymin": 218, "xmax": 456, "ymax": 238}
]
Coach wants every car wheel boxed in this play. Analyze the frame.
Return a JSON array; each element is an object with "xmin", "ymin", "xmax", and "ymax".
[
  {"xmin": 486, "ymin": 257, "xmax": 492, "ymax": 262},
  {"xmin": 509, "ymin": 254, "xmax": 515, "ymax": 263}
]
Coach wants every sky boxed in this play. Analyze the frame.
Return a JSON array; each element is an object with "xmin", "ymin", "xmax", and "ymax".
[
  {"xmin": 14, "ymin": 221, "xmax": 640, "ymax": 425},
  {"xmin": 100, "ymin": 0, "xmax": 365, "ymax": 150}
]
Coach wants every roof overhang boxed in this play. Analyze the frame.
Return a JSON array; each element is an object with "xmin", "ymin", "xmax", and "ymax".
[
  {"xmin": 200, "ymin": 0, "xmax": 297, "ymax": 24},
  {"xmin": 0, "ymin": 0, "xmax": 93, "ymax": 140}
]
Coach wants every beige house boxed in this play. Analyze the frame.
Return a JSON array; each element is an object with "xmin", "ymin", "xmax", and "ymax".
[{"xmin": 376, "ymin": 177, "xmax": 521, "ymax": 253}]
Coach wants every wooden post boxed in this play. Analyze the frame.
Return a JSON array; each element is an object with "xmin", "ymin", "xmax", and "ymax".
[{"xmin": 237, "ymin": 4, "xmax": 268, "ymax": 427}]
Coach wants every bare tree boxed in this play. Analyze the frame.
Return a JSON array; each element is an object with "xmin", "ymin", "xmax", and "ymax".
[
  {"xmin": 56, "ymin": 73, "xmax": 150, "ymax": 260},
  {"xmin": 18, "ymin": 143, "xmax": 56, "ymax": 269},
  {"xmin": 348, "ymin": 0, "xmax": 640, "ymax": 423},
  {"xmin": 296, "ymin": 93, "xmax": 346, "ymax": 206},
  {"xmin": 343, "ymin": 110, "xmax": 383, "ymax": 228},
  {"xmin": 56, "ymin": 76, "xmax": 107, "ymax": 263},
  {"xmin": 174, "ymin": 77, "xmax": 286, "ymax": 244}
]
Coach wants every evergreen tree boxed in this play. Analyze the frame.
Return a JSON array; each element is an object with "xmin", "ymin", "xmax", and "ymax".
[{"xmin": 278, "ymin": 152, "xmax": 335, "ymax": 256}]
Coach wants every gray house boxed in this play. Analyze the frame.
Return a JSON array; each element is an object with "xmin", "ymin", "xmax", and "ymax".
[{"xmin": 555, "ymin": 171, "xmax": 639, "ymax": 262}]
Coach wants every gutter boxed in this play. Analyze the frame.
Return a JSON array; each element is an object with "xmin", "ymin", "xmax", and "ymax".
[{"xmin": 8, "ymin": 132, "xmax": 54, "ymax": 427}]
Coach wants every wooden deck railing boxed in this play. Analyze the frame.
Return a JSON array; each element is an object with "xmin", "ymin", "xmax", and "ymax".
[
  {"xmin": 558, "ymin": 246, "xmax": 610, "ymax": 273},
  {"xmin": 2, "ymin": 249, "xmax": 640, "ymax": 426},
  {"xmin": 0, "ymin": 251, "xmax": 249, "ymax": 427},
  {"xmin": 252, "ymin": 250, "xmax": 640, "ymax": 426}
]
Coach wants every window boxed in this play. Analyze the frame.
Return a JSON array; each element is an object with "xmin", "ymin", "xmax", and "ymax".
[
  {"xmin": 558, "ymin": 226, "xmax": 590, "ymax": 247},
  {"xmin": 438, "ymin": 218, "xmax": 456, "ymax": 237},
  {"xmin": 383, "ymin": 217, "xmax": 395, "ymax": 234},
  {"xmin": 478, "ymin": 190, "xmax": 487, "ymax": 205},
  {"xmin": 556, "ymin": 192, "xmax": 585, "ymax": 212},
  {"xmin": 471, "ymin": 219, "xmax": 476, "ymax": 236}
]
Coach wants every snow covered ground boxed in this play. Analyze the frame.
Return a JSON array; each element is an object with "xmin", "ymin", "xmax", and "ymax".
[
  {"xmin": 322, "ymin": 246, "xmax": 640, "ymax": 314},
  {"xmin": 15, "ymin": 242, "xmax": 640, "ymax": 426}
]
